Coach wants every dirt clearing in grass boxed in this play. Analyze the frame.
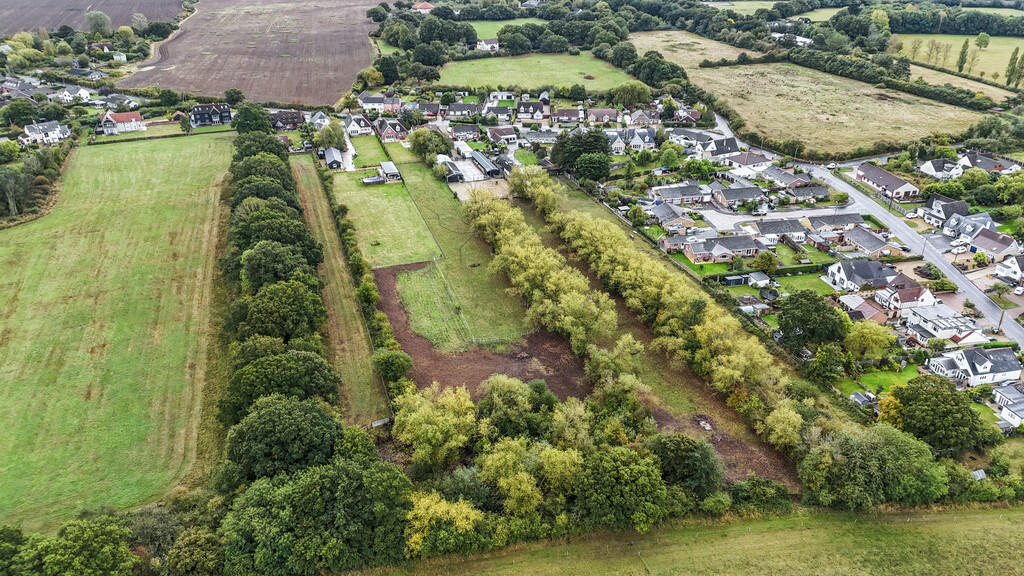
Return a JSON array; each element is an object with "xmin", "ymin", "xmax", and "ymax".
[{"xmin": 374, "ymin": 262, "xmax": 588, "ymax": 400}]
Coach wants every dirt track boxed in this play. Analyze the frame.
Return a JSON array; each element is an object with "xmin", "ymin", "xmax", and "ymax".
[
  {"xmin": 119, "ymin": 0, "xmax": 377, "ymax": 104},
  {"xmin": 374, "ymin": 262, "xmax": 590, "ymax": 400}
]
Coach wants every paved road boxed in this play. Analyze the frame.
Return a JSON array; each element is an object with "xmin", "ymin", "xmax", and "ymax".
[{"xmin": 709, "ymin": 114, "xmax": 1024, "ymax": 345}]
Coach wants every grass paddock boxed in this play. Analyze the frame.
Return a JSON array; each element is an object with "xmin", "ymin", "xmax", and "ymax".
[
  {"xmin": 438, "ymin": 52, "xmax": 633, "ymax": 91},
  {"xmin": 0, "ymin": 134, "xmax": 233, "ymax": 531}
]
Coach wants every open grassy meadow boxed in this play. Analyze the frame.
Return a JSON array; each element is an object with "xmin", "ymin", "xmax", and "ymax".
[
  {"xmin": 632, "ymin": 30, "xmax": 761, "ymax": 69},
  {"xmin": 293, "ymin": 156, "xmax": 388, "ymax": 424},
  {"xmin": 703, "ymin": 0, "xmax": 776, "ymax": 15},
  {"xmin": 397, "ymin": 161, "xmax": 527, "ymax": 341},
  {"xmin": 350, "ymin": 134, "xmax": 390, "ymax": 168},
  {"xmin": 437, "ymin": 52, "xmax": 634, "ymax": 91},
  {"xmin": 0, "ymin": 134, "xmax": 232, "ymax": 531},
  {"xmin": 395, "ymin": 262, "xmax": 473, "ymax": 352},
  {"xmin": 331, "ymin": 171, "xmax": 441, "ymax": 268},
  {"xmin": 795, "ymin": 6, "xmax": 844, "ymax": 20},
  {"xmin": 468, "ymin": 18, "xmax": 545, "ymax": 38},
  {"xmin": 361, "ymin": 508, "xmax": 1024, "ymax": 575},
  {"xmin": 899, "ymin": 33, "xmax": 1024, "ymax": 80},
  {"xmin": 908, "ymin": 64, "xmax": 1015, "ymax": 101}
]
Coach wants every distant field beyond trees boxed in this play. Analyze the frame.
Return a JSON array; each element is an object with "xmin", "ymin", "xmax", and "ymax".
[{"xmin": 0, "ymin": 134, "xmax": 232, "ymax": 531}]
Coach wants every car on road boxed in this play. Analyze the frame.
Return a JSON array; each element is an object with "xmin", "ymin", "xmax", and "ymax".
[
  {"xmin": 826, "ymin": 162, "xmax": 838, "ymax": 169},
  {"xmin": 1015, "ymin": 286, "xmax": 1024, "ymax": 296},
  {"xmin": 951, "ymin": 238, "xmax": 970, "ymax": 247},
  {"xmin": 952, "ymin": 246, "xmax": 968, "ymax": 254}
]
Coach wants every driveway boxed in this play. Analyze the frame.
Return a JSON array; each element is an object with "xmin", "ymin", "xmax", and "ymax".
[{"xmin": 696, "ymin": 204, "xmax": 861, "ymax": 231}]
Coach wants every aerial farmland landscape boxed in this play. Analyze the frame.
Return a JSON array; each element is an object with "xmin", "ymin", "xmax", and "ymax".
[{"xmin": 9, "ymin": 0, "xmax": 1024, "ymax": 573}]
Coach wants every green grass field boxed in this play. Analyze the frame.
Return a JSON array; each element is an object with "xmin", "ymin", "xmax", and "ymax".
[
  {"xmin": 467, "ymin": 18, "xmax": 545, "ymax": 39},
  {"xmin": 632, "ymin": 30, "xmax": 761, "ymax": 69},
  {"xmin": 92, "ymin": 123, "xmax": 230, "ymax": 143},
  {"xmin": 438, "ymin": 52, "xmax": 634, "ymax": 91},
  {"xmin": 900, "ymin": 33, "xmax": 1024, "ymax": 80},
  {"xmin": 351, "ymin": 135, "xmax": 389, "ymax": 168},
  {"xmin": 796, "ymin": 6, "xmax": 844, "ymax": 20},
  {"xmin": 384, "ymin": 141, "xmax": 421, "ymax": 164},
  {"xmin": 840, "ymin": 364, "xmax": 920, "ymax": 396},
  {"xmin": 964, "ymin": 6, "xmax": 1024, "ymax": 16},
  {"xmin": 292, "ymin": 156, "xmax": 388, "ymax": 424},
  {"xmin": 360, "ymin": 508, "xmax": 1024, "ymax": 575},
  {"xmin": 331, "ymin": 171, "xmax": 440, "ymax": 268},
  {"xmin": 0, "ymin": 134, "xmax": 232, "ymax": 531},
  {"xmin": 777, "ymin": 273, "xmax": 834, "ymax": 296},
  {"xmin": 704, "ymin": 0, "xmax": 776, "ymax": 15},
  {"xmin": 397, "ymin": 161, "xmax": 527, "ymax": 340},
  {"xmin": 395, "ymin": 262, "xmax": 472, "ymax": 353},
  {"xmin": 908, "ymin": 64, "xmax": 1015, "ymax": 101},
  {"xmin": 514, "ymin": 148, "xmax": 539, "ymax": 165}
]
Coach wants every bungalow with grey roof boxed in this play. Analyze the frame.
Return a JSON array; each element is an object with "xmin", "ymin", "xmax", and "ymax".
[
  {"xmin": 843, "ymin": 226, "xmax": 900, "ymax": 259},
  {"xmin": 971, "ymin": 227, "xmax": 1020, "ymax": 261},
  {"xmin": 855, "ymin": 163, "xmax": 920, "ymax": 200},
  {"xmin": 446, "ymin": 102, "xmax": 481, "ymax": 119},
  {"xmin": 917, "ymin": 193, "xmax": 969, "ymax": 227},
  {"xmin": 450, "ymin": 124, "xmax": 481, "ymax": 141},
  {"xmin": 587, "ymin": 108, "xmax": 618, "ymax": 124},
  {"xmin": 802, "ymin": 213, "xmax": 864, "ymax": 233},
  {"xmin": 723, "ymin": 152, "xmax": 771, "ymax": 171},
  {"xmin": 651, "ymin": 182, "xmax": 708, "ymax": 205},
  {"xmin": 650, "ymin": 203, "xmax": 694, "ymax": 234},
  {"xmin": 713, "ymin": 186, "xmax": 763, "ymax": 209},
  {"xmin": 681, "ymin": 235, "xmax": 765, "ymax": 262},
  {"xmin": 787, "ymin": 185, "xmax": 830, "ymax": 203},
  {"xmin": 761, "ymin": 165, "xmax": 812, "ymax": 188},
  {"xmin": 754, "ymin": 219, "xmax": 806, "ymax": 245}
]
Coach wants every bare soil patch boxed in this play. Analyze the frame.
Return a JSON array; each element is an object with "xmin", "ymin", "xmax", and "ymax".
[
  {"xmin": 374, "ymin": 262, "xmax": 589, "ymax": 400},
  {"xmin": 119, "ymin": 0, "xmax": 376, "ymax": 105},
  {"xmin": 0, "ymin": 0, "xmax": 181, "ymax": 36}
]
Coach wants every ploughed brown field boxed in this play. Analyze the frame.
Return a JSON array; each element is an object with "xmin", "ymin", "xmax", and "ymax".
[
  {"xmin": 0, "ymin": 0, "xmax": 181, "ymax": 36},
  {"xmin": 119, "ymin": 0, "xmax": 376, "ymax": 105}
]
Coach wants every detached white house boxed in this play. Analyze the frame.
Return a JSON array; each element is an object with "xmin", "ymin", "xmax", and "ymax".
[
  {"xmin": 997, "ymin": 255, "xmax": 1024, "ymax": 285},
  {"xmin": 825, "ymin": 260, "xmax": 897, "ymax": 291},
  {"xmin": 994, "ymin": 383, "xmax": 1024, "ymax": 426},
  {"xmin": 476, "ymin": 38, "xmax": 499, "ymax": 51},
  {"xmin": 18, "ymin": 121, "xmax": 71, "ymax": 146},
  {"xmin": 97, "ymin": 110, "xmax": 145, "ymax": 136},
  {"xmin": 51, "ymin": 86, "xmax": 91, "ymax": 104},
  {"xmin": 928, "ymin": 347, "xmax": 1023, "ymax": 388}
]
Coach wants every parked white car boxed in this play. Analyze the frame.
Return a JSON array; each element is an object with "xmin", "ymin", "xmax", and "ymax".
[
  {"xmin": 951, "ymin": 238, "xmax": 970, "ymax": 247},
  {"xmin": 952, "ymin": 246, "xmax": 968, "ymax": 254},
  {"xmin": 1014, "ymin": 286, "xmax": 1024, "ymax": 296}
]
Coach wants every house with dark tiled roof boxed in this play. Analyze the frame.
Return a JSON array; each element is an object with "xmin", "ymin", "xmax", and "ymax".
[
  {"xmin": 929, "ymin": 347, "xmax": 1022, "ymax": 388},
  {"xmin": 450, "ymin": 124, "xmax": 481, "ymax": 141},
  {"xmin": 916, "ymin": 193, "xmax": 969, "ymax": 227},
  {"xmin": 855, "ymin": 163, "xmax": 919, "ymax": 200},
  {"xmin": 374, "ymin": 117, "xmax": 408, "ymax": 142},
  {"xmin": 787, "ymin": 185, "xmax": 830, "ymax": 203},
  {"xmin": 270, "ymin": 110, "xmax": 305, "ymax": 131},
  {"xmin": 605, "ymin": 128, "xmax": 656, "ymax": 154},
  {"xmin": 190, "ymin": 103, "xmax": 232, "ymax": 127},
  {"xmin": 345, "ymin": 114, "xmax": 373, "ymax": 136},
  {"xmin": 700, "ymin": 137, "xmax": 740, "ymax": 161},
  {"xmin": 623, "ymin": 108, "xmax": 658, "ymax": 127},
  {"xmin": 18, "ymin": 121, "xmax": 70, "ymax": 146},
  {"xmin": 650, "ymin": 203, "xmax": 694, "ymax": 234},
  {"xmin": 651, "ymin": 182, "xmax": 709, "ymax": 205},
  {"xmin": 476, "ymin": 38, "xmax": 500, "ymax": 51},
  {"xmin": 761, "ymin": 165, "xmax": 811, "ymax": 189},
  {"xmin": 446, "ymin": 102, "xmax": 481, "ymax": 119},
  {"xmin": 666, "ymin": 128, "xmax": 712, "ymax": 147},
  {"xmin": 485, "ymin": 105, "xmax": 513, "ymax": 123},
  {"xmin": 678, "ymin": 235, "xmax": 765, "ymax": 262},
  {"xmin": 754, "ymin": 219, "xmax": 806, "ymax": 245},
  {"xmin": 357, "ymin": 91, "xmax": 401, "ymax": 114},
  {"xmin": 957, "ymin": 151, "xmax": 1022, "ymax": 176},
  {"xmin": 942, "ymin": 212, "xmax": 996, "ymax": 241},
  {"xmin": 713, "ymin": 186, "xmax": 763, "ymax": 208},
  {"xmin": 994, "ymin": 382, "xmax": 1024, "ymax": 426},
  {"xmin": 825, "ymin": 260, "xmax": 897, "ymax": 291},
  {"xmin": 516, "ymin": 101, "xmax": 546, "ymax": 121},
  {"xmin": 903, "ymin": 303, "xmax": 986, "ymax": 346}
]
